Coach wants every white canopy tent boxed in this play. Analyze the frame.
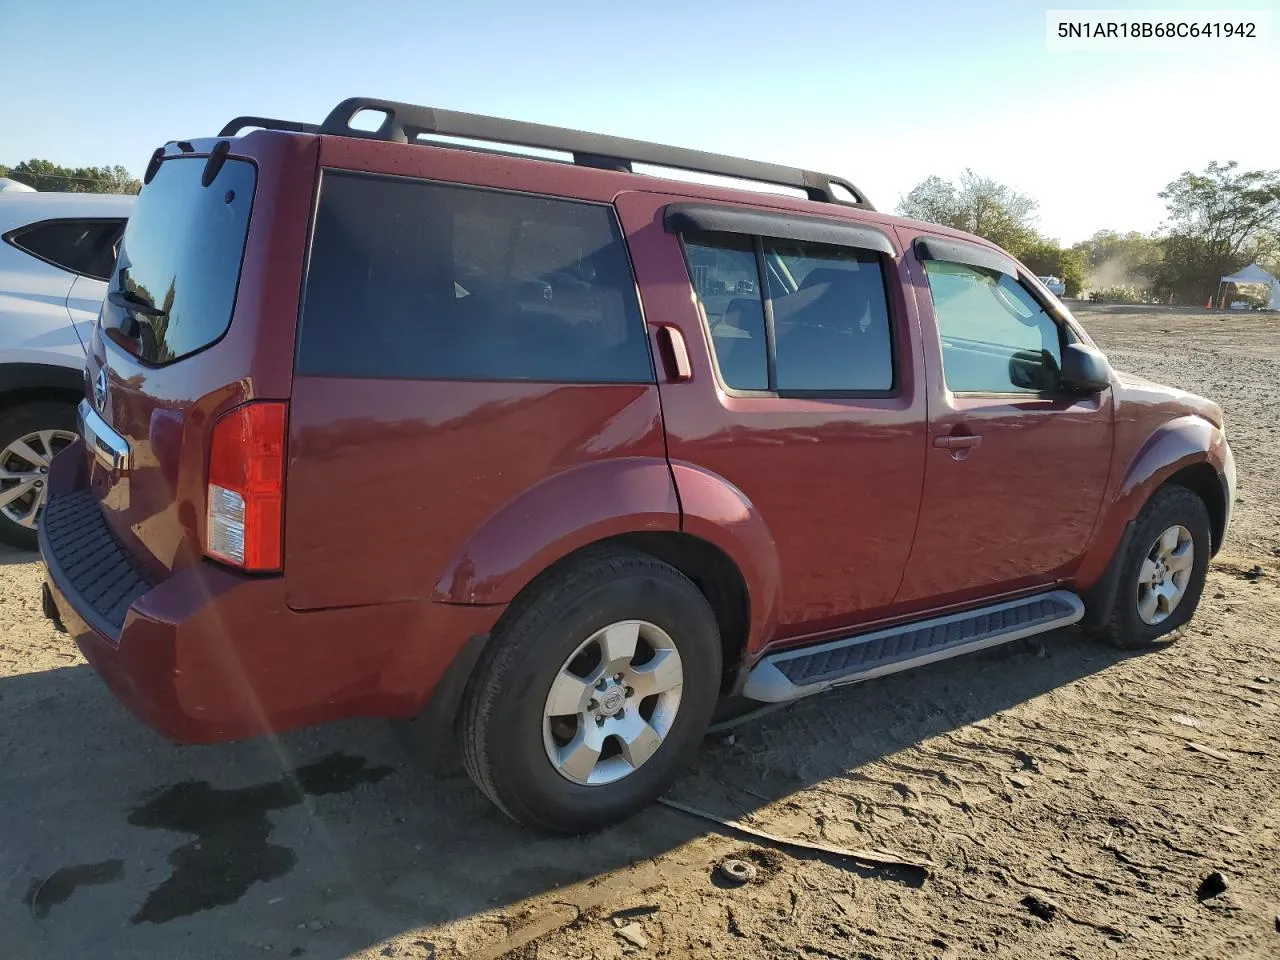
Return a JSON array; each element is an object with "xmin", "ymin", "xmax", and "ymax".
[
  {"xmin": 1218, "ymin": 263, "xmax": 1280, "ymax": 310},
  {"xmin": 0, "ymin": 177, "xmax": 36, "ymax": 193}
]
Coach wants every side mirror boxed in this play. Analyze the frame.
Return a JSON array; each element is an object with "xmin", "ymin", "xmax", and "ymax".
[{"xmin": 1060, "ymin": 343, "xmax": 1112, "ymax": 393}]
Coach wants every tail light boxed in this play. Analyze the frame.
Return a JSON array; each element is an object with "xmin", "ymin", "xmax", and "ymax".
[{"xmin": 206, "ymin": 401, "xmax": 287, "ymax": 571}]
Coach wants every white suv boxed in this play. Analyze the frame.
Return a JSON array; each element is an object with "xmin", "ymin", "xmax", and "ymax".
[{"xmin": 0, "ymin": 191, "xmax": 133, "ymax": 547}]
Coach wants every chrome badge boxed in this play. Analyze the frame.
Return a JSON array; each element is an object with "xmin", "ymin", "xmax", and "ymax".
[{"xmin": 93, "ymin": 366, "xmax": 108, "ymax": 412}]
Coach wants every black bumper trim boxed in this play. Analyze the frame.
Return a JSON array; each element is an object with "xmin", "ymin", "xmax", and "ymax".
[{"xmin": 40, "ymin": 490, "xmax": 155, "ymax": 640}]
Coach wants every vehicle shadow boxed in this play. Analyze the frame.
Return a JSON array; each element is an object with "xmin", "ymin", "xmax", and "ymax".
[
  {"xmin": 0, "ymin": 627, "xmax": 1136, "ymax": 959},
  {"xmin": 0, "ymin": 545, "xmax": 38, "ymax": 566}
]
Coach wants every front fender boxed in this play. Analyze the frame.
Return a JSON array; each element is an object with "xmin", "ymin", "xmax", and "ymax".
[
  {"xmin": 431, "ymin": 457, "xmax": 680, "ymax": 605},
  {"xmin": 669, "ymin": 461, "xmax": 781, "ymax": 658},
  {"xmin": 1075, "ymin": 415, "xmax": 1228, "ymax": 588}
]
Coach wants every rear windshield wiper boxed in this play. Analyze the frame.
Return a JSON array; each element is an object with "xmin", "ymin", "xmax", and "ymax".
[{"xmin": 108, "ymin": 289, "xmax": 168, "ymax": 318}]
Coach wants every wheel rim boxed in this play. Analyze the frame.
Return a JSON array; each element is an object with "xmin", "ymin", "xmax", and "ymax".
[
  {"xmin": 1136, "ymin": 524, "xmax": 1194, "ymax": 626},
  {"xmin": 0, "ymin": 429, "xmax": 76, "ymax": 529},
  {"xmin": 542, "ymin": 620, "xmax": 684, "ymax": 786}
]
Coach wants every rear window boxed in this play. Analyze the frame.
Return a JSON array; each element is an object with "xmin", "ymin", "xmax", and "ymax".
[
  {"xmin": 296, "ymin": 171, "xmax": 653, "ymax": 383},
  {"xmin": 6, "ymin": 219, "xmax": 126, "ymax": 281},
  {"xmin": 102, "ymin": 157, "xmax": 255, "ymax": 365}
]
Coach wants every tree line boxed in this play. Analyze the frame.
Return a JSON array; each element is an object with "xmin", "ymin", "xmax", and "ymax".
[
  {"xmin": 898, "ymin": 161, "xmax": 1280, "ymax": 306},
  {"xmin": 0, "ymin": 158, "xmax": 141, "ymax": 195}
]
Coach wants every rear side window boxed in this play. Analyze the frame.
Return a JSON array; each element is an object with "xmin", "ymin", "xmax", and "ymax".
[
  {"xmin": 6, "ymin": 219, "xmax": 125, "ymax": 281},
  {"xmin": 923, "ymin": 260, "xmax": 1063, "ymax": 393},
  {"xmin": 104, "ymin": 157, "xmax": 256, "ymax": 365},
  {"xmin": 683, "ymin": 231, "xmax": 896, "ymax": 395},
  {"xmin": 297, "ymin": 172, "xmax": 653, "ymax": 383}
]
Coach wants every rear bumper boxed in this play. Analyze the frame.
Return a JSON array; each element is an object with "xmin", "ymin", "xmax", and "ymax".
[{"xmin": 40, "ymin": 440, "xmax": 504, "ymax": 744}]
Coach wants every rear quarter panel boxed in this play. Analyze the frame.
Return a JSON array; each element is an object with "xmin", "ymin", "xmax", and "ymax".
[
  {"xmin": 283, "ymin": 139, "xmax": 685, "ymax": 610},
  {"xmin": 284, "ymin": 380, "xmax": 676, "ymax": 609}
]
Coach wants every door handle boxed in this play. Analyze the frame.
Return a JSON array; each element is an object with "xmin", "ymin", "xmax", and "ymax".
[
  {"xmin": 933, "ymin": 434, "xmax": 982, "ymax": 449},
  {"xmin": 655, "ymin": 325, "xmax": 692, "ymax": 382}
]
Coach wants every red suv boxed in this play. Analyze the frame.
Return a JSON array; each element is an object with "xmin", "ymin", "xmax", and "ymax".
[{"xmin": 41, "ymin": 98, "xmax": 1235, "ymax": 832}]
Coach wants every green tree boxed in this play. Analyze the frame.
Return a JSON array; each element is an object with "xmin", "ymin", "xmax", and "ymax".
[
  {"xmin": 897, "ymin": 170, "xmax": 1040, "ymax": 255},
  {"xmin": 1153, "ymin": 160, "xmax": 1280, "ymax": 304},
  {"xmin": 1069, "ymin": 230, "xmax": 1163, "ymax": 296},
  {"xmin": 0, "ymin": 158, "xmax": 140, "ymax": 194},
  {"xmin": 1058, "ymin": 248, "xmax": 1086, "ymax": 297},
  {"xmin": 897, "ymin": 173, "xmax": 1090, "ymax": 295},
  {"xmin": 1012, "ymin": 237, "xmax": 1085, "ymax": 296}
]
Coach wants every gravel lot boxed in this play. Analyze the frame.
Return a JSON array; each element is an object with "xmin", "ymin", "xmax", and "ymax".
[{"xmin": 1, "ymin": 305, "xmax": 1276, "ymax": 959}]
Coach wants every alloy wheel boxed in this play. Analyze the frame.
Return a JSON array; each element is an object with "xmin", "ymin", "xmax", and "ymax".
[
  {"xmin": 542, "ymin": 620, "xmax": 684, "ymax": 785},
  {"xmin": 0, "ymin": 429, "xmax": 76, "ymax": 529},
  {"xmin": 1136, "ymin": 524, "xmax": 1194, "ymax": 625}
]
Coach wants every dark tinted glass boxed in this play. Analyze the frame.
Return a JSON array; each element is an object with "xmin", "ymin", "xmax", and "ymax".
[
  {"xmin": 297, "ymin": 172, "xmax": 653, "ymax": 383},
  {"xmin": 767, "ymin": 240, "xmax": 894, "ymax": 392},
  {"xmin": 924, "ymin": 261, "xmax": 1062, "ymax": 393},
  {"xmin": 104, "ymin": 157, "xmax": 256, "ymax": 364},
  {"xmin": 11, "ymin": 219, "xmax": 125, "ymax": 280},
  {"xmin": 684, "ymin": 233, "xmax": 769, "ymax": 390}
]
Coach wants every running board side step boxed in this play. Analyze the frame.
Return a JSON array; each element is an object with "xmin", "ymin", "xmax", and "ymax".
[{"xmin": 743, "ymin": 591, "xmax": 1085, "ymax": 703}]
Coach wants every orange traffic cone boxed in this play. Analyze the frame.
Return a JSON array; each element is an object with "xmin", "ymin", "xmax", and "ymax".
[{"xmin": 1205, "ymin": 298, "xmax": 1212, "ymax": 309}]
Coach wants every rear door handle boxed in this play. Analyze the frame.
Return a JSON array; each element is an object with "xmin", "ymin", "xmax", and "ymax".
[
  {"xmin": 655, "ymin": 325, "xmax": 692, "ymax": 382},
  {"xmin": 933, "ymin": 434, "xmax": 982, "ymax": 449}
]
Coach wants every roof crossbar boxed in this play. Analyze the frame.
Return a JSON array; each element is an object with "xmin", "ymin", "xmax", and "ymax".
[{"xmin": 219, "ymin": 97, "xmax": 873, "ymax": 209}]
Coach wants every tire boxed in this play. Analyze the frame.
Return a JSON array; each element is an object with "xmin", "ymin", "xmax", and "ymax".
[
  {"xmin": 0, "ymin": 402, "xmax": 78, "ymax": 550},
  {"xmin": 458, "ymin": 547, "xmax": 721, "ymax": 833},
  {"xmin": 1092, "ymin": 485, "xmax": 1211, "ymax": 650}
]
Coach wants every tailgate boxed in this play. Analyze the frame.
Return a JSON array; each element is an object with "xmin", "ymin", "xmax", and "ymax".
[{"xmin": 79, "ymin": 137, "xmax": 317, "ymax": 574}]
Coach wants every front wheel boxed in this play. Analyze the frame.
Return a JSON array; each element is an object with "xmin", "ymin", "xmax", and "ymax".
[
  {"xmin": 457, "ymin": 548, "xmax": 721, "ymax": 832},
  {"xmin": 1093, "ymin": 485, "xmax": 1211, "ymax": 649}
]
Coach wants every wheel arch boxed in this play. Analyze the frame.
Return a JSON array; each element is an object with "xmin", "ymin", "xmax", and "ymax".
[
  {"xmin": 0, "ymin": 362, "xmax": 85, "ymax": 413},
  {"xmin": 542, "ymin": 531, "xmax": 752, "ymax": 695},
  {"xmin": 1076, "ymin": 414, "xmax": 1229, "ymax": 590},
  {"xmin": 431, "ymin": 458, "xmax": 780, "ymax": 679},
  {"xmin": 1163, "ymin": 461, "xmax": 1228, "ymax": 554}
]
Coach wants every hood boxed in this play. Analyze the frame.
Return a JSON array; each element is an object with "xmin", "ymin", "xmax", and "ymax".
[{"xmin": 1111, "ymin": 367, "xmax": 1223, "ymax": 429}]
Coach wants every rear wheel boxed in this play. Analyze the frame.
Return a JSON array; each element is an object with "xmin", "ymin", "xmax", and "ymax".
[
  {"xmin": 1093, "ymin": 486, "xmax": 1211, "ymax": 649},
  {"xmin": 458, "ymin": 547, "xmax": 721, "ymax": 832},
  {"xmin": 0, "ymin": 403, "xmax": 77, "ymax": 550}
]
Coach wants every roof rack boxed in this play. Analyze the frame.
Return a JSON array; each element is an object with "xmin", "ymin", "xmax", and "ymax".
[
  {"xmin": 219, "ymin": 116, "xmax": 321, "ymax": 137},
  {"xmin": 219, "ymin": 97, "xmax": 873, "ymax": 210}
]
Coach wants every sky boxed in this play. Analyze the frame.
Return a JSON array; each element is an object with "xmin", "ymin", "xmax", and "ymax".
[{"xmin": 2, "ymin": 0, "xmax": 1276, "ymax": 244}]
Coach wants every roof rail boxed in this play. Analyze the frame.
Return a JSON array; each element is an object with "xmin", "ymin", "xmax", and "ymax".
[
  {"xmin": 218, "ymin": 116, "xmax": 321, "ymax": 137},
  {"xmin": 220, "ymin": 97, "xmax": 873, "ymax": 209}
]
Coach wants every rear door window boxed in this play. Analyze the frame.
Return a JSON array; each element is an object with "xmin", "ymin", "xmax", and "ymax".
[
  {"xmin": 682, "ymin": 231, "xmax": 896, "ymax": 395},
  {"xmin": 6, "ymin": 219, "xmax": 126, "ymax": 281},
  {"xmin": 767, "ymin": 240, "xmax": 894, "ymax": 392},
  {"xmin": 297, "ymin": 172, "xmax": 653, "ymax": 383},
  {"xmin": 683, "ymin": 234, "xmax": 769, "ymax": 390},
  {"xmin": 102, "ymin": 157, "xmax": 256, "ymax": 365}
]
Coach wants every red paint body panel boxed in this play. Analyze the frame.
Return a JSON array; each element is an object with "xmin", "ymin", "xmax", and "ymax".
[
  {"xmin": 44, "ymin": 439, "xmax": 504, "ymax": 740},
  {"xmin": 284, "ymin": 379, "xmax": 671, "ymax": 609},
  {"xmin": 41, "ymin": 123, "xmax": 1235, "ymax": 749},
  {"xmin": 1073, "ymin": 392, "xmax": 1229, "ymax": 587}
]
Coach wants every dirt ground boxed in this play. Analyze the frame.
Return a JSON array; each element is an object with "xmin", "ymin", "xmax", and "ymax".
[{"xmin": 1, "ymin": 305, "xmax": 1277, "ymax": 960}]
